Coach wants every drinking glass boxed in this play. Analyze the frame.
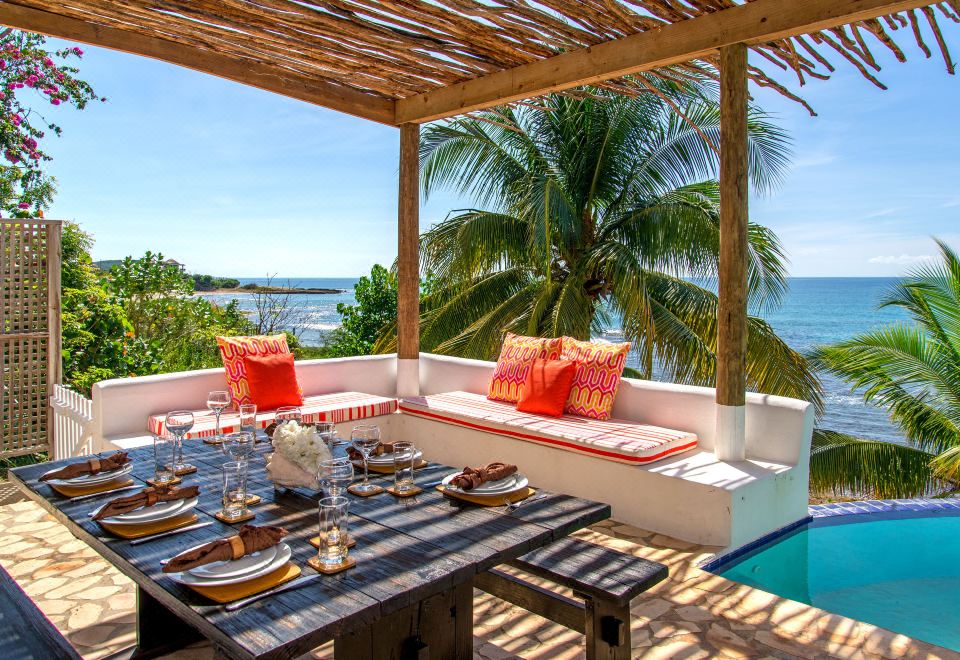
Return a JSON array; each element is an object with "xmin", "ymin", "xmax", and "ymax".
[
  {"xmin": 221, "ymin": 461, "xmax": 249, "ymax": 520},
  {"xmin": 165, "ymin": 410, "xmax": 195, "ymax": 472},
  {"xmin": 316, "ymin": 422, "xmax": 336, "ymax": 447},
  {"xmin": 318, "ymin": 457, "xmax": 354, "ymax": 497},
  {"xmin": 393, "ymin": 441, "xmax": 416, "ymax": 494},
  {"xmin": 224, "ymin": 431, "xmax": 256, "ymax": 462},
  {"xmin": 317, "ymin": 496, "xmax": 349, "ymax": 567},
  {"xmin": 350, "ymin": 425, "xmax": 381, "ymax": 494},
  {"xmin": 276, "ymin": 406, "xmax": 302, "ymax": 427},
  {"xmin": 152, "ymin": 434, "xmax": 176, "ymax": 485},
  {"xmin": 239, "ymin": 403, "xmax": 257, "ymax": 436},
  {"xmin": 206, "ymin": 390, "xmax": 230, "ymax": 443}
]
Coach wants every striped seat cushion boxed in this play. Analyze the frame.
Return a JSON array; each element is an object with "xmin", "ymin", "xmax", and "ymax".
[
  {"xmin": 400, "ymin": 391, "xmax": 698, "ymax": 465},
  {"xmin": 149, "ymin": 391, "xmax": 397, "ymax": 439}
]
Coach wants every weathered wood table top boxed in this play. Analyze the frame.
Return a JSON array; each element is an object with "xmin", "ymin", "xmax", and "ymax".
[{"xmin": 10, "ymin": 440, "xmax": 610, "ymax": 660}]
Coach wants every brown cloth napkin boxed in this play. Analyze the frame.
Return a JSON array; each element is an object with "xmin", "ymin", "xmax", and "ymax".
[
  {"xmin": 347, "ymin": 443, "xmax": 395, "ymax": 461},
  {"xmin": 93, "ymin": 485, "xmax": 200, "ymax": 521},
  {"xmin": 40, "ymin": 452, "xmax": 129, "ymax": 482},
  {"xmin": 450, "ymin": 463, "xmax": 517, "ymax": 491},
  {"xmin": 162, "ymin": 524, "xmax": 287, "ymax": 574}
]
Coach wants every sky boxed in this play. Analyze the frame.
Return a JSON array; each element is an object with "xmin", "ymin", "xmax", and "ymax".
[{"xmin": 37, "ymin": 23, "xmax": 960, "ymax": 279}]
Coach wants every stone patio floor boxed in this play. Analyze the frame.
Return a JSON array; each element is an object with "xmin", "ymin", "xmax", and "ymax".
[{"xmin": 0, "ymin": 498, "xmax": 956, "ymax": 660}]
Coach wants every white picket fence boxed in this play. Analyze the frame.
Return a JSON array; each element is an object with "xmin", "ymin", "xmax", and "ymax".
[{"xmin": 50, "ymin": 384, "xmax": 95, "ymax": 459}]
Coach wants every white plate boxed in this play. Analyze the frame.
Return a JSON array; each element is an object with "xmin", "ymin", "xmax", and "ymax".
[
  {"xmin": 92, "ymin": 496, "xmax": 189, "ymax": 523},
  {"xmin": 99, "ymin": 497, "xmax": 198, "ymax": 526},
  {"xmin": 188, "ymin": 544, "xmax": 279, "ymax": 580},
  {"xmin": 170, "ymin": 543, "xmax": 292, "ymax": 587},
  {"xmin": 366, "ymin": 449, "xmax": 423, "ymax": 466},
  {"xmin": 44, "ymin": 463, "xmax": 133, "ymax": 487},
  {"xmin": 442, "ymin": 472, "xmax": 529, "ymax": 495}
]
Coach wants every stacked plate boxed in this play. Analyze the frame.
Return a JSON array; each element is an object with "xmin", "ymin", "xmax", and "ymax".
[
  {"xmin": 92, "ymin": 496, "xmax": 200, "ymax": 526},
  {"xmin": 364, "ymin": 448, "xmax": 423, "ymax": 468},
  {"xmin": 42, "ymin": 463, "xmax": 133, "ymax": 488},
  {"xmin": 441, "ymin": 471, "xmax": 529, "ymax": 497},
  {"xmin": 167, "ymin": 542, "xmax": 293, "ymax": 587}
]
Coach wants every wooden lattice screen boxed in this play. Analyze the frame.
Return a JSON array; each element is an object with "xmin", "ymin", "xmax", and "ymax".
[{"xmin": 0, "ymin": 219, "xmax": 61, "ymax": 459}]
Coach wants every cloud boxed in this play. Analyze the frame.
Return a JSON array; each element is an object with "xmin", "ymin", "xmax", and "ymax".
[{"xmin": 868, "ymin": 254, "xmax": 934, "ymax": 265}]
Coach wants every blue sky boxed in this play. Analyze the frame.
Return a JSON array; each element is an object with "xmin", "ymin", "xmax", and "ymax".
[{"xmin": 40, "ymin": 25, "xmax": 960, "ymax": 278}]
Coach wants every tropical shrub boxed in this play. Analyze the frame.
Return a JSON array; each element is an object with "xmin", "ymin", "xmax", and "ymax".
[
  {"xmin": 326, "ymin": 264, "xmax": 397, "ymax": 357},
  {"xmin": 810, "ymin": 239, "xmax": 960, "ymax": 498}
]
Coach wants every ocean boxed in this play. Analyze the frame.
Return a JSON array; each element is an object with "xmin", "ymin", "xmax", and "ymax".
[{"xmin": 201, "ymin": 277, "xmax": 908, "ymax": 444}]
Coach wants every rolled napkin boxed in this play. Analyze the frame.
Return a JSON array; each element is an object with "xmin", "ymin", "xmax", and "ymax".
[
  {"xmin": 40, "ymin": 452, "xmax": 129, "ymax": 482},
  {"xmin": 450, "ymin": 462, "xmax": 517, "ymax": 491},
  {"xmin": 346, "ymin": 443, "xmax": 395, "ymax": 461},
  {"xmin": 93, "ymin": 484, "xmax": 200, "ymax": 521},
  {"xmin": 163, "ymin": 524, "xmax": 287, "ymax": 574}
]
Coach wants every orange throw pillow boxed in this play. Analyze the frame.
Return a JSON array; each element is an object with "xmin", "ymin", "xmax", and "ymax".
[
  {"xmin": 217, "ymin": 334, "xmax": 293, "ymax": 408},
  {"xmin": 488, "ymin": 333, "xmax": 563, "ymax": 403},
  {"xmin": 516, "ymin": 359, "xmax": 577, "ymax": 417},
  {"xmin": 243, "ymin": 353, "xmax": 304, "ymax": 411},
  {"xmin": 561, "ymin": 337, "xmax": 631, "ymax": 420}
]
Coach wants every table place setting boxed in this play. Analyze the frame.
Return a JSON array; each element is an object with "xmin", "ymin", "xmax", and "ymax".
[
  {"xmin": 437, "ymin": 462, "xmax": 538, "ymax": 507},
  {"xmin": 39, "ymin": 451, "xmax": 134, "ymax": 497},
  {"xmin": 91, "ymin": 484, "xmax": 202, "ymax": 539},
  {"xmin": 161, "ymin": 524, "xmax": 303, "ymax": 604}
]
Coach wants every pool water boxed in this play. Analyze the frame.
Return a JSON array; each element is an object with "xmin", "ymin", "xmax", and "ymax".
[{"xmin": 714, "ymin": 512, "xmax": 960, "ymax": 650}]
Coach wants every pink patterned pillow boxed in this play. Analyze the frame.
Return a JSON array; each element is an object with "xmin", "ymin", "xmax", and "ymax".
[
  {"xmin": 488, "ymin": 333, "xmax": 563, "ymax": 404},
  {"xmin": 216, "ymin": 334, "xmax": 293, "ymax": 408},
  {"xmin": 561, "ymin": 337, "xmax": 631, "ymax": 420}
]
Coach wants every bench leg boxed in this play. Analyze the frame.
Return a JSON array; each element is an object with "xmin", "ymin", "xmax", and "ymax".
[
  {"xmin": 132, "ymin": 586, "xmax": 203, "ymax": 659},
  {"xmin": 584, "ymin": 596, "xmax": 631, "ymax": 660}
]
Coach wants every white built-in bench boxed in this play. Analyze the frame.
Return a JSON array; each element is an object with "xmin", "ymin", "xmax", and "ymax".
[{"xmin": 86, "ymin": 352, "xmax": 813, "ymax": 549}]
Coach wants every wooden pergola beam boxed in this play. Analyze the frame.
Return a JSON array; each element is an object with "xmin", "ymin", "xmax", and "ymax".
[
  {"xmin": 396, "ymin": 0, "xmax": 933, "ymax": 124},
  {"xmin": 0, "ymin": 2, "xmax": 396, "ymax": 125}
]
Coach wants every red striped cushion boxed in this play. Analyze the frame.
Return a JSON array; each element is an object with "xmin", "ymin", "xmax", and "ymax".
[
  {"xmin": 148, "ymin": 391, "xmax": 397, "ymax": 439},
  {"xmin": 400, "ymin": 391, "xmax": 697, "ymax": 465}
]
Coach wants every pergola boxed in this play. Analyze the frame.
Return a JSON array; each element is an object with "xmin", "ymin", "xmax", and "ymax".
[{"xmin": 2, "ymin": 0, "xmax": 954, "ymax": 461}]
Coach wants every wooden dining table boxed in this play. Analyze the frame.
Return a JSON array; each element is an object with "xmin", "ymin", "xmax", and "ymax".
[{"xmin": 10, "ymin": 438, "xmax": 611, "ymax": 659}]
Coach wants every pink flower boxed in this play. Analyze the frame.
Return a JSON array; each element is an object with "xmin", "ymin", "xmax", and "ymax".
[
  {"xmin": 5, "ymin": 151, "xmax": 19, "ymax": 163},
  {"xmin": 11, "ymin": 114, "xmax": 21, "ymax": 126},
  {"xmin": 17, "ymin": 202, "xmax": 29, "ymax": 209},
  {"xmin": 56, "ymin": 72, "xmax": 64, "ymax": 81},
  {"xmin": 0, "ymin": 61, "xmax": 6, "ymax": 70},
  {"xmin": 50, "ymin": 98, "xmax": 60, "ymax": 105},
  {"xmin": 25, "ymin": 75, "xmax": 38, "ymax": 88},
  {"xmin": 0, "ymin": 93, "xmax": 6, "ymax": 100},
  {"xmin": 43, "ymin": 58, "xmax": 53, "ymax": 67},
  {"xmin": 72, "ymin": 47, "xmax": 84, "ymax": 56},
  {"xmin": 6, "ymin": 83, "xmax": 15, "ymax": 91},
  {"xmin": 25, "ymin": 138, "xmax": 36, "ymax": 149}
]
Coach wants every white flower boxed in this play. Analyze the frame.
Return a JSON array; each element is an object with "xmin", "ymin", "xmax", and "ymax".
[{"xmin": 272, "ymin": 421, "xmax": 332, "ymax": 475}]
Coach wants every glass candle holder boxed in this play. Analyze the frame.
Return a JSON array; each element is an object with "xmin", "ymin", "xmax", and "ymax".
[
  {"xmin": 152, "ymin": 434, "xmax": 176, "ymax": 485},
  {"xmin": 393, "ymin": 441, "xmax": 416, "ymax": 493},
  {"xmin": 221, "ymin": 461, "xmax": 249, "ymax": 520},
  {"xmin": 317, "ymin": 496, "xmax": 349, "ymax": 567}
]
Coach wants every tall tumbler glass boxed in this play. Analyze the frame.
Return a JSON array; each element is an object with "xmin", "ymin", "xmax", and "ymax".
[
  {"xmin": 221, "ymin": 461, "xmax": 249, "ymax": 520},
  {"xmin": 317, "ymin": 496, "xmax": 349, "ymax": 567},
  {"xmin": 152, "ymin": 434, "xmax": 176, "ymax": 485},
  {"xmin": 393, "ymin": 441, "xmax": 416, "ymax": 494},
  {"xmin": 239, "ymin": 403, "xmax": 257, "ymax": 436}
]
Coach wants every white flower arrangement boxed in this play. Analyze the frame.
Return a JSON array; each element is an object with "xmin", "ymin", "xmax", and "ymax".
[{"xmin": 266, "ymin": 421, "xmax": 333, "ymax": 490}]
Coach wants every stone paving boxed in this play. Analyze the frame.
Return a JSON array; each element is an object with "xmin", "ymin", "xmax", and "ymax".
[{"xmin": 0, "ymin": 499, "xmax": 956, "ymax": 659}]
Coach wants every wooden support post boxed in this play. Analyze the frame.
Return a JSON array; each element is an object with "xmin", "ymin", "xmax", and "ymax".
[
  {"xmin": 715, "ymin": 43, "xmax": 749, "ymax": 462},
  {"xmin": 46, "ymin": 220, "xmax": 62, "ymax": 459},
  {"xmin": 397, "ymin": 123, "xmax": 421, "ymax": 398}
]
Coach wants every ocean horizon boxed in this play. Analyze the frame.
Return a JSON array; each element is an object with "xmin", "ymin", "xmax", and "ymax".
[{"xmin": 201, "ymin": 276, "xmax": 908, "ymax": 445}]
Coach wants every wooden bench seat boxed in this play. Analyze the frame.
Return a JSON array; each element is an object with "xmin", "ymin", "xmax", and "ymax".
[
  {"xmin": 0, "ymin": 565, "xmax": 80, "ymax": 660},
  {"xmin": 476, "ymin": 537, "xmax": 668, "ymax": 659}
]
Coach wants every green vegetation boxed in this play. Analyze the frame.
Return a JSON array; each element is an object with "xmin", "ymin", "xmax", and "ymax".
[
  {"xmin": 192, "ymin": 274, "xmax": 241, "ymax": 291},
  {"xmin": 810, "ymin": 239, "xmax": 960, "ymax": 499},
  {"xmin": 404, "ymin": 87, "xmax": 821, "ymax": 408},
  {"xmin": 326, "ymin": 265, "xmax": 398, "ymax": 357},
  {"xmin": 61, "ymin": 227, "xmax": 254, "ymax": 395}
]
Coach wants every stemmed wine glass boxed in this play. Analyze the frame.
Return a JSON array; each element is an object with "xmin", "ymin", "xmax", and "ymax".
[
  {"xmin": 206, "ymin": 390, "xmax": 230, "ymax": 444},
  {"xmin": 350, "ymin": 425, "xmax": 382, "ymax": 495},
  {"xmin": 165, "ymin": 410, "xmax": 195, "ymax": 473},
  {"xmin": 318, "ymin": 457, "xmax": 354, "ymax": 497},
  {"xmin": 276, "ymin": 406, "xmax": 302, "ymax": 427}
]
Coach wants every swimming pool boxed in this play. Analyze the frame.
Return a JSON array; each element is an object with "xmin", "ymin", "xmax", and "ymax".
[{"xmin": 705, "ymin": 507, "xmax": 960, "ymax": 651}]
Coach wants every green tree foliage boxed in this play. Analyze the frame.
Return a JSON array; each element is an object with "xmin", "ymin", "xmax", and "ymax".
[
  {"xmin": 0, "ymin": 30, "xmax": 102, "ymax": 216},
  {"xmin": 406, "ymin": 86, "xmax": 821, "ymax": 409},
  {"xmin": 325, "ymin": 265, "xmax": 397, "ymax": 357},
  {"xmin": 192, "ymin": 274, "xmax": 241, "ymax": 291},
  {"xmin": 60, "ymin": 229, "xmax": 253, "ymax": 394},
  {"xmin": 810, "ymin": 239, "xmax": 960, "ymax": 498}
]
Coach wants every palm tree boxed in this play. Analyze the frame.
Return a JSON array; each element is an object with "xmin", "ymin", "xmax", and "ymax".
[
  {"xmin": 391, "ymin": 84, "xmax": 821, "ymax": 408},
  {"xmin": 810, "ymin": 239, "xmax": 960, "ymax": 498}
]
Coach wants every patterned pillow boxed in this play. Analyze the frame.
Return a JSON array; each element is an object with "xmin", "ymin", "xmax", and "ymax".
[
  {"xmin": 488, "ymin": 333, "xmax": 563, "ymax": 403},
  {"xmin": 216, "ymin": 334, "xmax": 293, "ymax": 408},
  {"xmin": 561, "ymin": 337, "xmax": 631, "ymax": 420}
]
